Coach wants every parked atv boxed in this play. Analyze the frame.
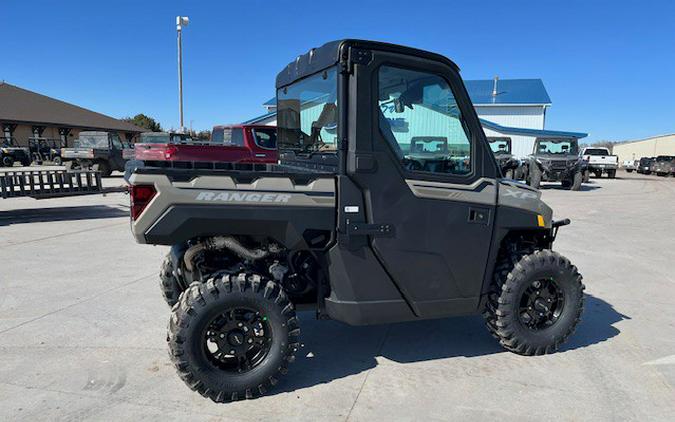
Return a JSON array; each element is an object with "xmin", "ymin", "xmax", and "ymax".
[
  {"xmin": 488, "ymin": 137, "xmax": 521, "ymax": 178},
  {"xmin": 62, "ymin": 131, "xmax": 130, "ymax": 176},
  {"xmin": 523, "ymin": 138, "xmax": 584, "ymax": 190},
  {"xmin": 128, "ymin": 39, "xmax": 585, "ymax": 402},
  {"xmin": 28, "ymin": 138, "xmax": 63, "ymax": 165},
  {"xmin": 0, "ymin": 138, "xmax": 32, "ymax": 167}
]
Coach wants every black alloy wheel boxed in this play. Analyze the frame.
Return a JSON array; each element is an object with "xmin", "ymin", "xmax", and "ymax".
[
  {"xmin": 518, "ymin": 278, "xmax": 565, "ymax": 330},
  {"xmin": 204, "ymin": 307, "xmax": 273, "ymax": 373}
]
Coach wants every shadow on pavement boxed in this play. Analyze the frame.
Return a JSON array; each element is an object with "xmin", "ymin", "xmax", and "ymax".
[
  {"xmin": 0, "ymin": 205, "xmax": 129, "ymax": 226},
  {"xmin": 540, "ymin": 183, "xmax": 602, "ymax": 192},
  {"xmin": 272, "ymin": 293, "xmax": 626, "ymax": 396}
]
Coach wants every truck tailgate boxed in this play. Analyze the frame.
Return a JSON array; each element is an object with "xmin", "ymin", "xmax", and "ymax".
[{"xmin": 135, "ymin": 144, "xmax": 167, "ymax": 161}]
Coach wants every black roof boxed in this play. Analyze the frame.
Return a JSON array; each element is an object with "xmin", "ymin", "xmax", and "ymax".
[{"xmin": 276, "ymin": 39, "xmax": 460, "ymax": 89}]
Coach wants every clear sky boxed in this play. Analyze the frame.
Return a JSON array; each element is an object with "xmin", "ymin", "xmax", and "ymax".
[{"xmin": 2, "ymin": 0, "xmax": 674, "ymax": 142}]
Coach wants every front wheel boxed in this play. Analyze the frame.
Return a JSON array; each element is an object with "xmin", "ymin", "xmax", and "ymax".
[
  {"xmin": 168, "ymin": 273, "xmax": 299, "ymax": 402},
  {"xmin": 159, "ymin": 255, "xmax": 184, "ymax": 307},
  {"xmin": 484, "ymin": 250, "xmax": 584, "ymax": 355},
  {"xmin": 527, "ymin": 166, "xmax": 541, "ymax": 189},
  {"xmin": 2, "ymin": 156, "xmax": 14, "ymax": 167},
  {"xmin": 570, "ymin": 172, "xmax": 582, "ymax": 191}
]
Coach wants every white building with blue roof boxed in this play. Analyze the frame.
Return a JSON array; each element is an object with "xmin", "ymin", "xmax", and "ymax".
[{"xmin": 245, "ymin": 77, "xmax": 586, "ymax": 158}]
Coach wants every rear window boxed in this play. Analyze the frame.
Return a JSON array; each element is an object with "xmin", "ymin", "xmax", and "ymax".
[
  {"xmin": 252, "ymin": 128, "xmax": 277, "ymax": 149},
  {"xmin": 141, "ymin": 133, "xmax": 170, "ymax": 144},
  {"xmin": 585, "ymin": 148, "xmax": 610, "ymax": 155},
  {"xmin": 212, "ymin": 127, "xmax": 244, "ymax": 146}
]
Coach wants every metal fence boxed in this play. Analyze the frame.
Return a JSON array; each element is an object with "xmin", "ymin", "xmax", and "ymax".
[{"xmin": 0, "ymin": 169, "xmax": 103, "ymax": 199}]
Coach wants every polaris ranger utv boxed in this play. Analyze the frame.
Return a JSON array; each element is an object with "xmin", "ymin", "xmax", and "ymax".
[
  {"xmin": 128, "ymin": 40, "xmax": 584, "ymax": 402},
  {"xmin": 523, "ymin": 138, "xmax": 584, "ymax": 190},
  {"xmin": 487, "ymin": 136, "xmax": 521, "ymax": 179}
]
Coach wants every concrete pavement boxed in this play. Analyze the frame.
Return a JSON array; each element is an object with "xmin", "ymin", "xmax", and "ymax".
[{"xmin": 0, "ymin": 171, "xmax": 674, "ymax": 421}]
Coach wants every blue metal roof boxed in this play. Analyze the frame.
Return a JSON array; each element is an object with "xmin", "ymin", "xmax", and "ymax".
[
  {"xmin": 480, "ymin": 119, "xmax": 587, "ymax": 139},
  {"xmin": 262, "ymin": 78, "xmax": 551, "ymax": 107},
  {"xmin": 465, "ymin": 79, "xmax": 551, "ymax": 105}
]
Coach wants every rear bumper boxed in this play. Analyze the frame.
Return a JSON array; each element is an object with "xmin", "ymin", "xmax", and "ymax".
[{"xmin": 587, "ymin": 163, "xmax": 618, "ymax": 170}]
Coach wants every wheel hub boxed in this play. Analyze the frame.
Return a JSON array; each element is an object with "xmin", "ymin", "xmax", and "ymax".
[
  {"xmin": 204, "ymin": 307, "xmax": 272, "ymax": 373},
  {"xmin": 518, "ymin": 278, "xmax": 565, "ymax": 330}
]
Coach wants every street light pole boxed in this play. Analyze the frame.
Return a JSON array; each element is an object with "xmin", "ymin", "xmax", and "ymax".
[{"xmin": 176, "ymin": 16, "xmax": 189, "ymax": 133}]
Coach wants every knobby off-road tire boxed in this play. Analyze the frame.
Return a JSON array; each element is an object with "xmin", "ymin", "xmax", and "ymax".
[
  {"xmin": 160, "ymin": 255, "xmax": 183, "ymax": 307},
  {"xmin": 168, "ymin": 273, "xmax": 299, "ymax": 402},
  {"xmin": 483, "ymin": 250, "xmax": 584, "ymax": 355},
  {"xmin": 570, "ymin": 171, "xmax": 582, "ymax": 191},
  {"xmin": 528, "ymin": 165, "xmax": 541, "ymax": 189},
  {"xmin": 93, "ymin": 161, "xmax": 112, "ymax": 177}
]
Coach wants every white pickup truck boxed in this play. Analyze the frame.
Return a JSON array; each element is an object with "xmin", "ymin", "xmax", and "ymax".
[{"xmin": 581, "ymin": 147, "xmax": 618, "ymax": 179}]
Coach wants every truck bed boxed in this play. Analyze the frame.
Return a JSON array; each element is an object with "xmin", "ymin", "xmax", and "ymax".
[{"xmin": 129, "ymin": 165, "xmax": 337, "ymax": 248}]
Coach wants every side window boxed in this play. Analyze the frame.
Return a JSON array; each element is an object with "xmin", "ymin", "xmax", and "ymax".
[
  {"xmin": 212, "ymin": 127, "xmax": 224, "ymax": 143},
  {"xmin": 378, "ymin": 65, "xmax": 472, "ymax": 175},
  {"xmin": 111, "ymin": 134, "xmax": 122, "ymax": 149},
  {"xmin": 252, "ymin": 128, "xmax": 277, "ymax": 149},
  {"xmin": 230, "ymin": 128, "xmax": 244, "ymax": 147}
]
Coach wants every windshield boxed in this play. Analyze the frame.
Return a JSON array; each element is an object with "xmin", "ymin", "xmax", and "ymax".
[
  {"xmin": 277, "ymin": 67, "xmax": 338, "ymax": 154},
  {"xmin": 535, "ymin": 138, "xmax": 578, "ymax": 155},
  {"xmin": 488, "ymin": 137, "xmax": 511, "ymax": 154},
  {"xmin": 76, "ymin": 133, "xmax": 108, "ymax": 148},
  {"xmin": 585, "ymin": 148, "xmax": 609, "ymax": 155}
]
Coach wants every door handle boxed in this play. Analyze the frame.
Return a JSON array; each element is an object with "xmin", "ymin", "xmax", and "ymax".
[
  {"xmin": 468, "ymin": 207, "xmax": 490, "ymax": 225},
  {"xmin": 255, "ymin": 154, "xmax": 266, "ymax": 158}
]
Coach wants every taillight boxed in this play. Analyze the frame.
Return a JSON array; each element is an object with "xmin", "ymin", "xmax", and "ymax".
[
  {"xmin": 164, "ymin": 146, "xmax": 178, "ymax": 160},
  {"xmin": 130, "ymin": 184, "xmax": 156, "ymax": 220}
]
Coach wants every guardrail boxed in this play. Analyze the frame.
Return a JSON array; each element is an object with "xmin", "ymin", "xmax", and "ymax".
[{"xmin": 0, "ymin": 169, "xmax": 104, "ymax": 199}]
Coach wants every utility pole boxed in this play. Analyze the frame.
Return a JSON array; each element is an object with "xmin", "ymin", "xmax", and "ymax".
[{"xmin": 176, "ymin": 16, "xmax": 189, "ymax": 133}]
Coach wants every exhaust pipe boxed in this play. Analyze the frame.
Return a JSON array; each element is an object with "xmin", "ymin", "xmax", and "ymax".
[{"xmin": 183, "ymin": 236, "xmax": 272, "ymax": 271}]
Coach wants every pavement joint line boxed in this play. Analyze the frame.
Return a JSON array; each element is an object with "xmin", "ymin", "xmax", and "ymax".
[
  {"xmin": 0, "ymin": 345, "xmax": 164, "ymax": 351},
  {"xmin": 0, "ymin": 380, "xmax": 233, "ymax": 420},
  {"xmin": 0, "ymin": 273, "xmax": 155, "ymax": 335},
  {"xmin": 345, "ymin": 325, "xmax": 392, "ymax": 422},
  {"xmin": 0, "ymin": 221, "xmax": 128, "ymax": 249}
]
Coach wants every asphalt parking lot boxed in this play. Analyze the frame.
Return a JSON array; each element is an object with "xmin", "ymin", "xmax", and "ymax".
[{"xmin": 1, "ymin": 171, "xmax": 674, "ymax": 421}]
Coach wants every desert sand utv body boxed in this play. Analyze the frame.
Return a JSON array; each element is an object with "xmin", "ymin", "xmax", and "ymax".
[{"xmin": 129, "ymin": 40, "xmax": 584, "ymax": 403}]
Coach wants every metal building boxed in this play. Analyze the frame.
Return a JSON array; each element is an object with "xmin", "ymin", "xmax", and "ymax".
[
  {"xmin": 247, "ymin": 78, "xmax": 586, "ymax": 158},
  {"xmin": 612, "ymin": 134, "xmax": 675, "ymax": 163}
]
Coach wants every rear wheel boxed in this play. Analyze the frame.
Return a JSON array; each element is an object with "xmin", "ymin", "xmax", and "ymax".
[
  {"xmin": 594, "ymin": 170, "xmax": 602, "ymax": 178},
  {"xmin": 626, "ymin": 169, "xmax": 633, "ymax": 173},
  {"xmin": 2, "ymin": 156, "xmax": 14, "ymax": 167},
  {"xmin": 168, "ymin": 273, "xmax": 299, "ymax": 402},
  {"xmin": 607, "ymin": 169, "xmax": 616, "ymax": 179},
  {"xmin": 52, "ymin": 156, "xmax": 63, "ymax": 166},
  {"xmin": 93, "ymin": 161, "xmax": 112, "ymax": 177},
  {"xmin": 483, "ymin": 250, "xmax": 584, "ymax": 355}
]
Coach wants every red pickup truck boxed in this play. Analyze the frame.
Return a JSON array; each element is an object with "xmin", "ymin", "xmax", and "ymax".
[{"xmin": 134, "ymin": 125, "xmax": 277, "ymax": 167}]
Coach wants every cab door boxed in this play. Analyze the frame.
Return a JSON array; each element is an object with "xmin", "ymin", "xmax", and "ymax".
[
  {"xmin": 110, "ymin": 133, "xmax": 125, "ymax": 170},
  {"xmin": 346, "ymin": 51, "xmax": 499, "ymax": 318}
]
